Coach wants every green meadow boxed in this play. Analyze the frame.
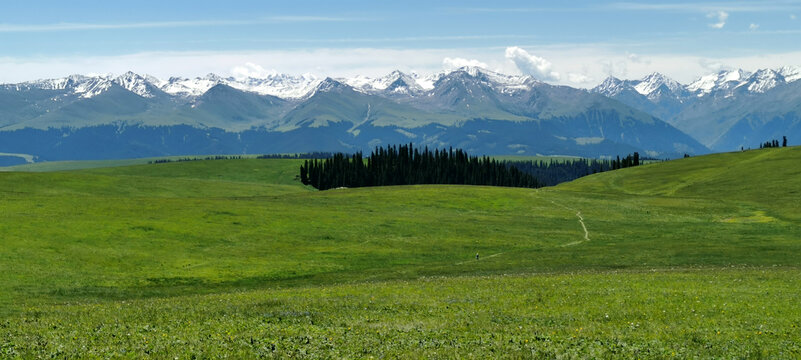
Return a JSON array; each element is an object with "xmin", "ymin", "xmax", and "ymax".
[{"xmin": 1, "ymin": 147, "xmax": 800, "ymax": 358}]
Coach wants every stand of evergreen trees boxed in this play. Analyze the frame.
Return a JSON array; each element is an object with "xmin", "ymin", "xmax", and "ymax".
[
  {"xmin": 760, "ymin": 137, "xmax": 788, "ymax": 149},
  {"xmin": 300, "ymin": 144, "xmax": 540, "ymax": 190},
  {"xmin": 257, "ymin": 152, "xmax": 335, "ymax": 159},
  {"xmin": 149, "ymin": 155, "xmax": 245, "ymax": 164},
  {"xmin": 504, "ymin": 152, "xmax": 646, "ymax": 187}
]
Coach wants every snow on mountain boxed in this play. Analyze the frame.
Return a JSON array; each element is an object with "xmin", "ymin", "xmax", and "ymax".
[
  {"xmin": 593, "ymin": 77, "xmax": 627, "ymax": 96},
  {"xmin": 779, "ymin": 66, "xmax": 801, "ymax": 82},
  {"xmin": 741, "ymin": 69, "xmax": 783, "ymax": 94},
  {"xmin": 20, "ymin": 74, "xmax": 113, "ymax": 98},
  {"xmin": 685, "ymin": 67, "xmax": 801, "ymax": 97},
  {"xmin": 73, "ymin": 77, "xmax": 113, "ymax": 98},
  {"xmin": 342, "ymin": 70, "xmax": 425, "ymax": 95},
  {"xmin": 160, "ymin": 73, "xmax": 321, "ymax": 99},
  {"xmin": 5, "ymin": 65, "xmax": 801, "ymax": 102},
  {"xmin": 633, "ymin": 73, "xmax": 683, "ymax": 97},
  {"xmin": 114, "ymin": 71, "xmax": 157, "ymax": 98},
  {"xmin": 428, "ymin": 66, "xmax": 537, "ymax": 95},
  {"xmin": 159, "ymin": 75, "xmax": 220, "ymax": 97},
  {"xmin": 687, "ymin": 69, "xmax": 750, "ymax": 96},
  {"xmin": 17, "ymin": 72, "xmax": 157, "ymax": 99},
  {"xmin": 228, "ymin": 73, "xmax": 321, "ymax": 98}
]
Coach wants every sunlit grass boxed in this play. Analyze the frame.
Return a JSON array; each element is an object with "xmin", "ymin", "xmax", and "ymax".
[{"xmin": 1, "ymin": 148, "xmax": 800, "ymax": 357}]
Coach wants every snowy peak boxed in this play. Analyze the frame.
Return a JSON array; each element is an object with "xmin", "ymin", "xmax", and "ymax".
[
  {"xmin": 779, "ymin": 66, "xmax": 801, "ymax": 82},
  {"xmin": 438, "ymin": 67, "xmax": 536, "ymax": 94},
  {"xmin": 685, "ymin": 67, "xmax": 801, "ymax": 97},
  {"xmin": 6, "ymin": 65, "xmax": 801, "ymax": 103},
  {"xmin": 687, "ymin": 69, "xmax": 751, "ymax": 96},
  {"xmin": 20, "ymin": 74, "xmax": 113, "ymax": 98},
  {"xmin": 592, "ymin": 77, "xmax": 626, "ymax": 96},
  {"xmin": 633, "ymin": 72, "xmax": 683, "ymax": 97},
  {"xmin": 159, "ymin": 75, "xmax": 220, "ymax": 97},
  {"xmin": 311, "ymin": 77, "xmax": 351, "ymax": 95},
  {"xmin": 742, "ymin": 69, "xmax": 784, "ymax": 93},
  {"xmin": 343, "ymin": 70, "xmax": 424, "ymax": 95},
  {"xmin": 158, "ymin": 72, "xmax": 321, "ymax": 99},
  {"xmin": 227, "ymin": 73, "xmax": 320, "ymax": 98},
  {"xmin": 16, "ymin": 72, "xmax": 160, "ymax": 99},
  {"xmin": 113, "ymin": 71, "xmax": 159, "ymax": 98}
]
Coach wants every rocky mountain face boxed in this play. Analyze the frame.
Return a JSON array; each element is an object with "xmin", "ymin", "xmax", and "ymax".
[{"xmin": 0, "ymin": 67, "xmax": 710, "ymax": 162}]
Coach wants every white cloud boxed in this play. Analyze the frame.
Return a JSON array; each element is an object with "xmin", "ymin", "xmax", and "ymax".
[
  {"xmin": 698, "ymin": 58, "xmax": 729, "ymax": 73},
  {"xmin": 749, "ymin": 23, "xmax": 760, "ymax": 30},
  {"xmin": 442, "ymin": 57, "xmax": 489, "ymax": 70},
  {"xmin": 708, "ymin": 11, "xmax": 729, "ymax": 29},
  {"xmin": 231, "ymin": 62, "xmax": 278, "ymax": 79},
  {"xmin": 504, "ymin": 46, "xmax": 560, "ymax": 81},
  {"xmin": 600, "ymin": 59, "xmax": 629, "ymax": 78},
  {"xmin": 791, "ymin": 14, "xmax": 797, "ymax": 20},
  {"xmin": 567, "ymin": 73, "xmax": 592, "ymax": 84}
]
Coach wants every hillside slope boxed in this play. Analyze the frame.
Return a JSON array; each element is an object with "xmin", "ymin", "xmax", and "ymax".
[
  {"xmin": 559, "ymin": 146, "xmax": 801, "ymax": 221},
  {"xmin": 2, "ymin": 149, "xmax": 801, "ymax": 357}
]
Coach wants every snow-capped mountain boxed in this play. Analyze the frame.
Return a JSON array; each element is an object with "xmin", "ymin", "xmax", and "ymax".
[
  {"xmin": 686, "ymin": 67, "xmax": 801, "ymax": 97},
  {"xmin": 114, "ymin": 71, "xmax": 162, "ymax": 98},
  {"xmin": 596, "ymin": 66, "xmax": 801, "ymax": 101},
  {"xmin": 3, "ymin": 65, "xmax": 800, "ymax": 162},
  {"xmin": 686, "ymin": 69, "xmax": 749, "ymax": 96},
  {"xmin": 593, "ymin": 77, "xmax": 627, "ymax": 97},
  {"xmin": 594, "ymin": 72, "xmax": 687, "ymax": 101},
  {"xmin": 593, "ymin": 66, "xmax": 801, "ymax": 151},
  {"xmin": 159, "ymin": 73, "xmax": 321, "ymax": 99},
  {"xmin": 633, "ymin": 72, "xmax": 686, "ymax": 100},
  {"xmin": 0, "ymin": 66, "xmax": 709, "ymax": 162},
  {"xmin": 343, "ymin": 70, "xmax": 427, "ymax": 96}
]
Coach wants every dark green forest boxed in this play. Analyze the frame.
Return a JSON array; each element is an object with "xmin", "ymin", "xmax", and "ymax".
[
  {"xmin": 300, "ymin": 144, "xmax": 539, "ymax": 190},
  {"xmin": 299, "ymin": 144, "xmax": 646, "ymax": 190}
]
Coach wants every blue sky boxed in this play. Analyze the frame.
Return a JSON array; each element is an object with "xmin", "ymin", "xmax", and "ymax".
[{"xmin": 1, "ymin": 0, "xmax": 801, "ymax": 86}]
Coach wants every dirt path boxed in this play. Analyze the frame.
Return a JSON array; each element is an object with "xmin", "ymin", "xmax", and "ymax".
[
  {"xmin": 455, "ymin": 252, "xmax": 504, "ymax": 265},
  {"xmin": 549, "ymin": 200, "xmax": 590, "ymax": 247}
]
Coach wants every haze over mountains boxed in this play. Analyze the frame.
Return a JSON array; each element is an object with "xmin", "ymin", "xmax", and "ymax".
[{"xmin": 1, "ymin": 65, "xmax": 798, "ymax": 163}]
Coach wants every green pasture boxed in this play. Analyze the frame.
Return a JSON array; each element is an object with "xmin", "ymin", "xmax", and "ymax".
[{"xmin": 1, "ymin": 147, "xmax": 800, "ymax": 357}]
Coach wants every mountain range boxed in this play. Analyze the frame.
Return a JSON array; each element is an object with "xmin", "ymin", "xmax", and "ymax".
[
  {"xmin": 1, "ymin": 65, "xmax": 795, "ymax": 164},
  {"xmin": 592, "ymin": 66, "xmax": 801, "ymax": 151}
]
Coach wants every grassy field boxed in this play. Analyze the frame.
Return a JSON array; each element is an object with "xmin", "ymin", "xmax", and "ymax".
[{"xmin": 1, "ymin": 147, "xmax": 800, "ymax": 357}]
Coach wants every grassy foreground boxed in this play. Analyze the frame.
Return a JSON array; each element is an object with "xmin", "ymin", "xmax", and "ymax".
[
  {"xmin": 1, "ymin": 147, "xmax": 801, "ymax": 357},
  {"xmin": 4, "ymin": 269, "xmax": 800, "ymax": 358}
]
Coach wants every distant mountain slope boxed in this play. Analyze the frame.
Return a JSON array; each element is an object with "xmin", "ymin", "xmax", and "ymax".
[
  {"xmin": 0, "ymin": 67, "xmax": 709, "ymax": 161},
  {"xmin": 592, "ymin": 67, "xmax": 801, "ymax": 151}
]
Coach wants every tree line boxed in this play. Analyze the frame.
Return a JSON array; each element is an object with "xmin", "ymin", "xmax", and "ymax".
[
  {"xmin": 759, "ymin": 136, "xmax": 788, "ymax": 149},
  {"xmin": 149, "ymin": 155, "xmax": 245, "ymax": 164},
  {"xmin": 256, "ymin": 152, "xmax": 335, "ymax": 159},
  {"xmin": 300, "ymin": 144, "xmax": 540, "ymax": 190},
  {"xmin": 504, "ymin": 152, "xmax": 647, "ymax": 187},
  {"xmin": 148, "ymin": 152, "xmax": 335, "ymax": 164}
]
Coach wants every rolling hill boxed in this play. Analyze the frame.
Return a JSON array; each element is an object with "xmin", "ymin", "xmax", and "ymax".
[{"xmin": 1, "ymin": 147, "xmax": 799, "ymax": 357}]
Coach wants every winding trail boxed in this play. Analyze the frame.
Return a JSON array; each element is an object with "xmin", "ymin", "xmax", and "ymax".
[
  {"xmin": 549, "ymin": 200, "xmax": 591, "ymax": 247},
  {"xmin": 455, "ymin": 252, "xmax": 504, "ymax": 265}
]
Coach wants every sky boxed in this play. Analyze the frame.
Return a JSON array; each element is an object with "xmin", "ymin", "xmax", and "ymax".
[{"xmin": 1, "ymin": 0, "xmax": 801, "ymax": 87}]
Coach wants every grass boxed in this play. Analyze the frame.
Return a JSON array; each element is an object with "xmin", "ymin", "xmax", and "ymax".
[
  {"xmin": 1, "ymin": 147, "xmax": 800, "ymax": 357},
  {"xmin": 5, "ymin": 268, "xmax": 800, "ymax": 358}
]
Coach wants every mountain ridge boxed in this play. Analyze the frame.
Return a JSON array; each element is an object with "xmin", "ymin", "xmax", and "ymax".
[
  {"xmin": 0, "ymin": 67, "xmax": 735, "ymax": 161},
  {"xmin": 592, "ymin": 66, "xmax": 801, "ymax": 150}
]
